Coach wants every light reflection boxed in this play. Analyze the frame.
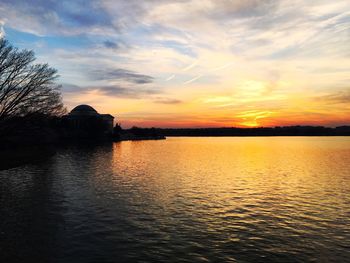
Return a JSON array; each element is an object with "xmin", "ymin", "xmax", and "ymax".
[
  {"xmin": 2, "ymin": 137, "xmax": 350, "ymax": 262},
  {"xmin": 111, "ymin": 137, "xmax": 350, "ymax": 219}
]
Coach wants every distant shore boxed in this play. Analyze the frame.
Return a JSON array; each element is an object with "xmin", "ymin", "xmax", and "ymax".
[
  {"xmin": 130, "ymin": 126, "xmax": 350, "ymax": 137},
  {"xmin": 2, "ymin": 125, "xmax": 350, "ymax": 171},
  {"xmin": 114, "ymin": 132, "xmax": 166, "ymax": 142}
]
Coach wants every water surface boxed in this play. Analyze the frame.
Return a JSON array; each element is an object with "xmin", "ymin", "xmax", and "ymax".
[{"xmin": 1, "ymin": 137, "xmax": 350, "ymax": 262}]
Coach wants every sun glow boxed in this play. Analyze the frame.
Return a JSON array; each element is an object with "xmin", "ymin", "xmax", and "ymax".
[
  {"xmin": 2, "ymin": 0, "xmax": 349, "ymax": 128},
  {"xmin": 236, "ymin": 111, "xmax": 273, "ymax": 127}
]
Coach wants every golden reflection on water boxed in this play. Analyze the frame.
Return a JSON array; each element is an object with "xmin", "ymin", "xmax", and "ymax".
[
  {"xmin": 2, "ymin": 137, "xmax": 350, "ymax": 262},
  {"xmin": 111, "ymin": 137, "xmax": 350, "ymax": 224},
  {"xmin": 71, "ymin": 137, "xmax": 350, "ymax": 261}
]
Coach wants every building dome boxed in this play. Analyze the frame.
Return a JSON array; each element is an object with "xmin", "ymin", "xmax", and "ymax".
[{"xmin": 69, "ymin": 104, "xmax": 98, "ymax": 116}]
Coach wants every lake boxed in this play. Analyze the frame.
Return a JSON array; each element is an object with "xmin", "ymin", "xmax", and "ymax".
[{"xmin": 1, "ymin": 137, "xmax": 350, "ymax": 262}]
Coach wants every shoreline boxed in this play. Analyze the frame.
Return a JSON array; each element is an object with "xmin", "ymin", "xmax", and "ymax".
[
  {"xmin": 2, "ymin": 134, "xmax": 349, "ymax": 171},
  {"xmin": 164, "ymin": 134, "xmax": 350, "ymax": 137},
  {"xmin": 113, "ymin": 134, "xmax": 166, "ymax": 142},
  {"xmin": 0, "ymin": 135, "xmax": 166, "ymax": 171}
]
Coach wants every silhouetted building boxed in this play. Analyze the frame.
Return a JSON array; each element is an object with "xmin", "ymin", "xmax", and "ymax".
[{"xmin": 63, "ymin": 105, "xmax": 114, "ymax": 136}]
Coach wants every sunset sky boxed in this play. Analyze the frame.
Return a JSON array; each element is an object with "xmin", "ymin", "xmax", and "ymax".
[{"xmin": 1, "ymin": 0, "xmax": 349, "ymax": 128}]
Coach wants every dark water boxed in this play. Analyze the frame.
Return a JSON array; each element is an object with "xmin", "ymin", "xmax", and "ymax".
[{"xmin": 1, "ymin": 137, "xmax": 350, "ymax": 262}]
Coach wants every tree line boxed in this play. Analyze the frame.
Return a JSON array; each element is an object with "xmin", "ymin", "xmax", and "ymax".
[
  {"xmin": 126, "ymin": 126, "xmax": 350, "ymax": 136},
  {"xmin": 0, "ymin": 38, "xmax": 65, "ymax": 136}
]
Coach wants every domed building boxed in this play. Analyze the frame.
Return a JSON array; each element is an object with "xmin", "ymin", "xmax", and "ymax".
[
  {"xmin": 63, "ymin": 105, "xmax": 114, "ymax": 136},
  {"xmin": 70, "ymin": 105, "xmax": 99, "ymax": 116}
]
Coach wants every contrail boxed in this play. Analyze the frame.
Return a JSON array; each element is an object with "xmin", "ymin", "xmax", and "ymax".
[
  {"xmin": 182, "ymin": 61, "xmax": 198, "ymax": 71},
  {"xmin": 184, "ymin": 74, "xmax": 203, "ymax": 84},
  {"xmin": 166, "ymin": 74, "xmax": 175, "ymax": 81}
]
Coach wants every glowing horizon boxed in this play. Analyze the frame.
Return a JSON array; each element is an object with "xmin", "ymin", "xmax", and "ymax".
[{"xmin": 1, "ymin": 0, "xmax": 349, "ymax": 128}]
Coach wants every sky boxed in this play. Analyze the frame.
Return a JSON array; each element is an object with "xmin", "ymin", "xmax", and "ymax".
[{"xmin": 0, "ymin": 0, "xmax": 349, "ymax": 128}]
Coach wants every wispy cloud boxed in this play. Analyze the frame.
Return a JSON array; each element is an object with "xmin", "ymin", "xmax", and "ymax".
[
  {"xmin": 0, "ymin": 0, "xmax": 116, "ymax": 36},
  {"xmin": 62, "ymin": 83, "xmax": 160, "ymax": 99},
  {"xmin": 103, "ymin": 40, "xmax": 120, "ymax": 49},
  {"xmin": 1, "ymin": 0, "xmax": 349, "ymax": 127},
  {"xmin": 317, "ymin": 89, "xmax": 350, "ymax": 104},
  {"xmin": 152, "ymin": 97, "xmax": 182, "ymax": 104},
  {"xmin": 88, "ymin": 68, "xmax": 154, "ymax": 84}
]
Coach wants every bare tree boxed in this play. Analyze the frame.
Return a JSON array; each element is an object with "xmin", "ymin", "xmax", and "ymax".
[{"xmin": 0, "ymin": 38, "xmax": 65, "ymax": 124}]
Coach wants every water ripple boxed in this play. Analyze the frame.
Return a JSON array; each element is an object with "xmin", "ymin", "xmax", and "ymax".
[{"xmin": 1, "ymin": 137, "xmax": 350, "ymax": 262}]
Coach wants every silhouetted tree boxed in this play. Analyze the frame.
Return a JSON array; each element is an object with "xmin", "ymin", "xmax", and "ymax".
[
  {"xmin": 112, "ymin": 123, "xmax": 123, "ymax": 139},
  {"xmin": 114, "ymin": 123, "xmax": 122, "ymax": 132},
  {"xmin": 0, "ymin": 38, "xmax": 65, "ymax": 127}
]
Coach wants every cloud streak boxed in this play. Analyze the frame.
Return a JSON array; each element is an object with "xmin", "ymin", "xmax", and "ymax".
[
  {"xmin": 317, "ymin": 89, "xmax": 350, "ymax": 104},
  {"xmin": 1, "ymin": 0, "xmax": 349, "ymax": 127},
  {"xmin": 88, "ymin": 68, "xmax": 154, "ymax": 84},
  {"xmin": 184, "ymin": 74, "xmax": 203, "ymax": 84},
  {"xmin": 103, "ymin": 40, "xmax": 120, "ymax": 49},
  {"xmin": 62, "ymin": 83, "xmax": 160, "ymax": 99},
  {"xmin": 153, "ymin": 97, "xmax": 182, "ymax": 104}
]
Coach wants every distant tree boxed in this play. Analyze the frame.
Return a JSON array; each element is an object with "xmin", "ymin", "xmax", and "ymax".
[
  {"xmin": 114, "ymin": 123, "xmax": 122, "ymax": 133},
  {"xmin": 0, "ymin": 38, "xmax": 65, "ymax": 126},
  {"xmin": 112, "ymin": 123, "xmax": 123, "ymax": 139}
]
